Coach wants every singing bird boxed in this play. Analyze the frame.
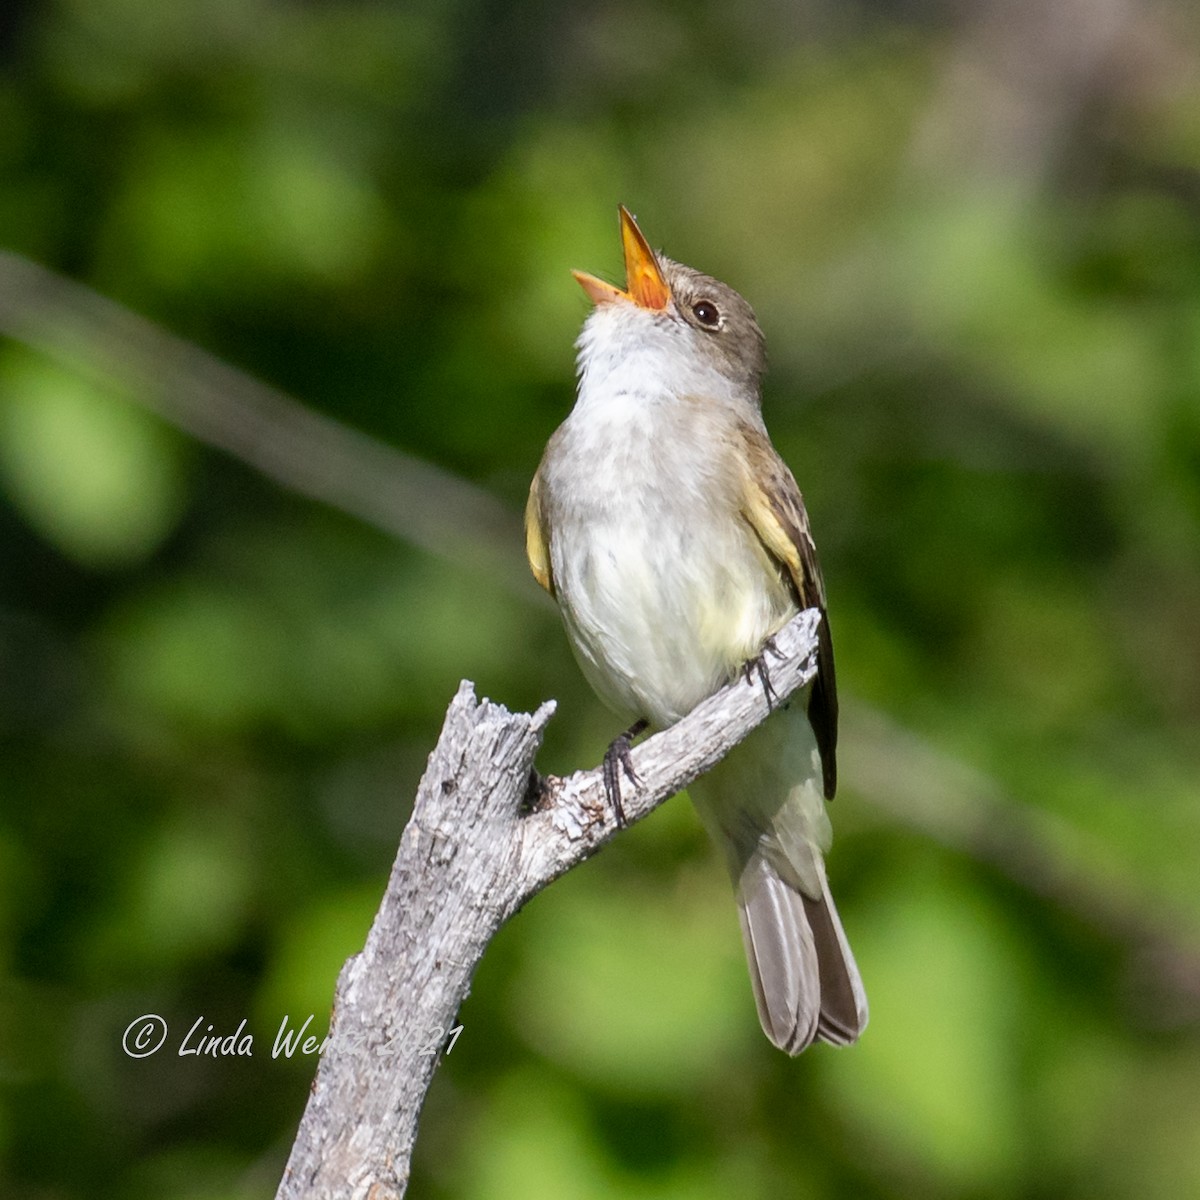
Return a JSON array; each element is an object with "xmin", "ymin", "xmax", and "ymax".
[{"xmin": 525, "ymin": 206, "xmax": 867, "ymax": 1053}]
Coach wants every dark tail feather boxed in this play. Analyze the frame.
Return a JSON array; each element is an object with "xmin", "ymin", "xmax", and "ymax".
[
  {"xmin": 737, "ymin": 852, "xmax": 868, "ymax": 1054},
  {"xmin": 806, "ymin": 872, "xmax": 869, "ymax": 1046}
]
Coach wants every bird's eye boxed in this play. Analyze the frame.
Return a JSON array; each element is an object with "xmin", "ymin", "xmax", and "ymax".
[{"xmin": 692, "ymin": 300, "xmax": 720, "ymax": 327}]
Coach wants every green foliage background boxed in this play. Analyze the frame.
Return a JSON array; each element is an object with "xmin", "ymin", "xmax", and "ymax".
[{"xmin": 2, "ymin": 1, "xmax": 1199, "ymax": 1196}]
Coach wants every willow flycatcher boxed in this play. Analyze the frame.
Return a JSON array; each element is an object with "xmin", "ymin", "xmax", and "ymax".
[{"xmin": 525, "ymin": 206, "xmax": 867, "ymax": 1053}]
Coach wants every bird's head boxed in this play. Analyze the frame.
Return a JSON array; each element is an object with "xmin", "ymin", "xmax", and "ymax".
[{"xmin": 572, "ymin": 206, "xmax": 766, "ymax": 403}]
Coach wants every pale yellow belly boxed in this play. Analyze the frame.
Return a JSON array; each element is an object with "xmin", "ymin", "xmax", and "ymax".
[{"xmin": 553, "ymin": 513, "xmax": 794, "ymax": 726}]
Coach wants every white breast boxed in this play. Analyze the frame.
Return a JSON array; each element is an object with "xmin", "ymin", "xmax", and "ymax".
[{"xmin": 545, "ymin": 375, "xmax": 793, "ymax": 727}]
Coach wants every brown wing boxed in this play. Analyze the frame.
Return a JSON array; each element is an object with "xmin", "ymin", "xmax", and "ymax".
[
  {"xmin": 738, "ymin": 423, "xmax": 839, "ymax": 799},
  {"xmin": 525, "ymin": 465, "xmax": 555, "ymax": 596}
]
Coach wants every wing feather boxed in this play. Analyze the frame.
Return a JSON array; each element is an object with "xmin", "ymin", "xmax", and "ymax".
[
  {"xmin": 524, "ymin": 467, "xmax": 554, "ymax": 596},
  {"xmin": 738, "ymin": 423, "xmax": 839, "ymax": 798}
]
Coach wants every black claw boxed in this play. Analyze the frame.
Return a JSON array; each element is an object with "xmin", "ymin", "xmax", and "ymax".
[
  {"xmin": 762, "ymin": 634, "xmax": 785, "ymax": 662},
  {"xmin": 743, "ymin": 641, "xmax": 780, "ymax": 712},
  {"xmin": 602, "ymin": 718, "xmax": 647, "ymax": 827}
]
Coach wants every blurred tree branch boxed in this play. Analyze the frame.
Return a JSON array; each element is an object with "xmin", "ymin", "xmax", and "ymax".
[
  {"xmin": 0, "ymin": 251, "xmax": 541, "ymax": 603},
  {"xmin": 274, "ymin": 612, "xmax": 821, "ymax": 1199},
  {"xmin": 844, "ymin": 705, "xmax": 1200, "ymax": 1025},
  {"xmin": 909, "ymin": 0, "xmax": 1140, "ymax": 189}
]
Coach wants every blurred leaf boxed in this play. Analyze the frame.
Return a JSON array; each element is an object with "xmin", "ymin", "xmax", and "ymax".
[
  {"xmin": 509, "ymin": 862, "xmax": 751, "ymax": 1095},
  {"xmin": 99, "ymin": 533, "xmax": 530, "ymax": 738},
  {"xmin": 827, "ymin": 855, "xmax": 1029, "ymax": 1191},
  {"xmin": 82, "ymin": 813, "xmax": 253, "ymax": 975},
  {"xmin": 460, "ymin": 1069, "xmax": 768, "ymax": 1200},
  {"xmin": 101, "ymin": 121, "xmax": 388, "ymax": 296},
  {"xmin": 0, "ymin": 351, "xmax": 185, "ymax": 566}
]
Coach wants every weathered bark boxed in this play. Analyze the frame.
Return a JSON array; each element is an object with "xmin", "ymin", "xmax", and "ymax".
[{"xmin": 273, "ymin": 608, "xmax": 822, "ymax": 1200}]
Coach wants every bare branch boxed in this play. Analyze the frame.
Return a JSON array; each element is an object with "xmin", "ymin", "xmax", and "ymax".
[{"xmin": 273, "ymin": 610, "xmax": 821, "ymax": 1200}]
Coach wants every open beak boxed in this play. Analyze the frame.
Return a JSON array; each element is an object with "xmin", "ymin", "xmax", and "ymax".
[{"xmin": 572, "ymin": 205, "xmax": 671, "ymax": 311}]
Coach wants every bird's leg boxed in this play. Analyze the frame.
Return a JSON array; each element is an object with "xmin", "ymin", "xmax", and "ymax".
[
  {"xmin": 742, "ymin": 635, "xmax": 782, "ymax": 711},
  {"xmin": 602, "ymin": 718, "xmax": 648, "ymax": 827}
]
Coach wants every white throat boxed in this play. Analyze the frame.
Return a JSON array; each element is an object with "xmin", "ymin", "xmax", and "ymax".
[{"xmin": 574, "ymin": 302, "xmax": 744, "ymax": 417}]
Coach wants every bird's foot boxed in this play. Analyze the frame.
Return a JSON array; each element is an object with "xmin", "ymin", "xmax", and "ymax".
[
  {"xmin": 742, "ymin": 636, "xmax": 783, "ymax": 711},
  {"xmin": 602, "ymin": 718, "xmax": 648, "ymax": 827}
]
